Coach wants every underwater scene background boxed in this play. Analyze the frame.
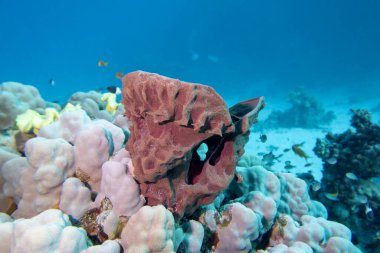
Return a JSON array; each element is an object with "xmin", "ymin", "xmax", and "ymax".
[{"xmin": 0, "ymin": 0, "xmax": 380, "ymax": 252}]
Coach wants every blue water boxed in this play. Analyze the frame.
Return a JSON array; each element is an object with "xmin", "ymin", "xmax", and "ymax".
[{"xmin": 1, "ymin": 0, "xmax": 380, "ymax": 103}]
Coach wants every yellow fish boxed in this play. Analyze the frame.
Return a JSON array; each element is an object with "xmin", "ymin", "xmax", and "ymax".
[
  {"xmin": 115, "ymin": 72, "xmax": 124, "ymax": 79},
  {"xmin": 292, "ymin": 142, "xmax": 310, "ymax": 161},
  {"xmin": 98, "ymin": 60, "xmax": 109, "ymax": 67}
]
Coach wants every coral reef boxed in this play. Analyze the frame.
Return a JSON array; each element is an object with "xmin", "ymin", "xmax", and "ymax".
[
  {"xmin": 265, "ymin": 87, "xmax": 336, "ymax": 128},
  {"xmin": 0, "ymin": 73, "xmax": 363, "ymax": 253},
  {"xmin": 196, "ymin": 164, "xmax": 358, "ymax": 253},
  {"xmin": 260, "ymin": 214, "xmax": 360, "ymax": 253},
  {"xmin": 314, "ymin": 109, "xmax": 380, "ymax": 252}
]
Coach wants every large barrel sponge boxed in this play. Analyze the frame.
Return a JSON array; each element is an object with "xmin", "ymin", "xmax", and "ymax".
[
  {"xmin": 0, "ymin": 82, "xmax": 45, "ymax": 130},
  {"xmin": 122, "ymin": 71, "xmax": 264, "ymax": 217}
]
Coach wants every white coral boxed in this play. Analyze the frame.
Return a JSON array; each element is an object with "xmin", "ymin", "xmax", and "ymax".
[
  {"xmin": 0, "ymin": 209, "xmax": 91, "ymax": 253},
  {"xmin": 2, "ymin": 137, "xmax": 75, "ymax": 218},
  {"xmin": 121, "ymin": 205, "xmax": 176, "ymax": 253},
  {"xmin": 100, "ymin": 152, "xmax": 145, "ymax": 217}
]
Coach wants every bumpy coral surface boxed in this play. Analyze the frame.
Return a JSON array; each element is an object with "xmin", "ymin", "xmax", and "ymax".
[
  {"xmin": 38, "ymin": 109, "xmax": 92, "ymax": 143},
  {"xmin": 120, "ymin": 205, "xmax": 176, "ymax": 253},
  {"xmin": 267, "ymin": 214, "xmax": 361, "ymax": 253},
  {"xmin": 0, "ymin": 82, "xmax": 45, "ymax": 130},
  {"xmin": 68, "ymin": 91, "xmax": 113, "ymax": 121},
  {"xmin": 4, "ymin": 137, "xmax": 75, "ymax": 218},
  {"xmin": 122, "ymin": 71, "xmax": 264, "ymax": 217},
  {"xmin": 99, "ymin": 149, "xmax": 145, "ymax": 217},
  {"xmin": 0, "ymin": 209, "xmax": 91, "ymax": 253}
]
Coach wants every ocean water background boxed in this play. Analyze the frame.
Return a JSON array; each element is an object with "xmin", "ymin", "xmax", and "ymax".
[{"xmin": 1, "ymin": 0, "xmax": 379, "ymax": 105}]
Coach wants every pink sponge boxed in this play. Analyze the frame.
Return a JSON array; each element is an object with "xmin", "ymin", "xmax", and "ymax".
[{"xmin": 122, "ymin": 71, "xmax": 264, "ymax": 217}]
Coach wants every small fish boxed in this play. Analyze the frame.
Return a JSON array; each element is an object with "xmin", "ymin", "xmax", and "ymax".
[
  {"xmin": 262, "ymin": 151, "xmax": 281, "ymax": 163},
  {"xmin": 106, "ymin": 86, "xmax": 121, "ymax": 95},
  {"xmin": 369, "ymin": 177, "xmax": 380, "ymax": 185},
  {"xmin": 292, "ymin": 143, "xmax": 310, "ymax": 161},
  {"xmin": 311, "ymin": 181, "xmax": 321, "ymax": 191},
  {"xmin": 297, "ymin": 172, "xmax": 315, "ymax": 181},
  {"xmin": 52, "ymin": 100, "xmax": 60, "ymax": 104},
  {"xmin": 285, "ymin": 161, "xmax": 292, "ymax": 165},
  {"xmin": 324, "ymin": 191, "xmax": 339, "ymax": 201},
  {"xmin": 326, "ymin": 157, "xmax": 337, "ymax": 165},
  {"xmin": 365, "ymin": 204, "xmax": 374, "ymax": 221},
  {"xmin": 304, "ymin": 162, "xmax": 313, "ymax": 167},
  {"xmin": 283, "ymin": 148, "xmax": 291, "ymax": 152},
  {"xmin": 49, "ymin": 78, "xmax": 55, "ymax": 87},
  {"xmin": 98, "ymin": 60, "xmax": 109, "ymax": 67},
  {"xmin": 115, "ymin": 72, "xmax": 124, "ymax": 79},
  {"xmin": 257, "ymin": 152, "xmax": 266, "ymax": 156},
  {"xmin": 284, "ymin": 164, "xmax": 296, "ymax": 170},
  {"xmin": 345, "ymin": 172, "xmax": 358, "ymax": 181},
  {"xmin": 259, "ymin": 134, "xmax": 267, "ymax": 143}
]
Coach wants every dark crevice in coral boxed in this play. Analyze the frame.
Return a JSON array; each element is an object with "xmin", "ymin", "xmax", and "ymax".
[
  {"xmin": 187, "ymin": 135, "xmax": 226, "ymax": 185},
  {"xmin": 187, "ymin": 146, "xmax": 206, "ymax": 185},
  {"xmin": 209, "ymin": 135, "xmax": 228, "ymax": 166},
  {"xmin": 158, "ymin": 116, "xmax": 176, "ymax": 125},
  {"xmin": 255, "ymin": 228, "xmax": 272, "ymax": 250},
  {"xmin": 198, "ymin": 118, "xmax": 212, "ymax": 133}
]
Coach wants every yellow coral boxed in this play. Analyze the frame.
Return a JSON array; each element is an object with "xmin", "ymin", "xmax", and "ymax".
[
  {"xmin": 101, "ymin": 92, "xmax": 119, "ymax": 114},
  {"xmin": 16, "ymin": 108, "xmax": 60, "ymax": 134},
  {"xmin": 62, "ymin": 102, "xmax": 81, "ymax": 113},
  {"xmin": 16, "ymin": 109, "xmax": 40, "ymax": 134}
]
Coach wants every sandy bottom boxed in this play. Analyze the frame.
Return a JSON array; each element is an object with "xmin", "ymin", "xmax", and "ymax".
[{"xmin": 240, "ymin": 97, "xmax": 380, "ymax": 182}]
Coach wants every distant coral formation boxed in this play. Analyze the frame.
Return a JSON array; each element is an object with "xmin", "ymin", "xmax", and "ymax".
[
  {"xmin": 314, "ymin": 109, "xmax": 380, "ymax": 252},
  {"xmin": 265, "ymin": 87, "xmax": 336, "ymax": 128}
]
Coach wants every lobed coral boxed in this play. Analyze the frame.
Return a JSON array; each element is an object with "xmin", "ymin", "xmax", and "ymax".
[
  {"xmin": 0, "ymin": 209, "xmax": 92, "ymax": 253},
  {"xmin": 0, "ymin": 82, "xmax": 45, "ymax": 130},
  {"xmin": 264, "ymin": 214, "xmax": 360, "ymax": 253},
  {"xmin": 4, "ymin": 137, "xmax": 75, "ymax": 218},
  {"xmin": 120, "ymin": 205, "xmax": 176, "ymax": 253}
]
